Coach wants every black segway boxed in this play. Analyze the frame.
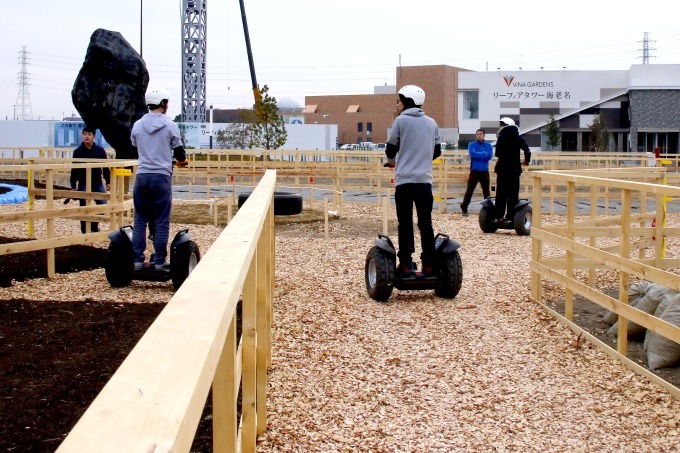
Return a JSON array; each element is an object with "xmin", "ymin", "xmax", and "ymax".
[
  {"xmin": 478, "ymin": 198, "xmax": 532, "ymax": 236},
  {"xmin": 104, "ymin": 225, "xmax": 201, "ymax": 290},
  {"xmin": 365, "ymin": 233, "xmax": 463, "ymax": 302}
]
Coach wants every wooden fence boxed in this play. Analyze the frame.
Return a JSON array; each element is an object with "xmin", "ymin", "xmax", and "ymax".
[
  {"xmin": 529, "ymin": 167, "xmax": 680, "ymax": 397},
  {"xmin": 58, "ymin": 169, "xmax": 276, "ymax": 452},
  {"xmin": 0, "ymin": 158, "xmax": 137, "ymax": 277}
]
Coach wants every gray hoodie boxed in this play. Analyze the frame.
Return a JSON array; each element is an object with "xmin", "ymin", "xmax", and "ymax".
[
  {"xmin": 386, "ymin": 108, "xmax": 441, "ymax": 185},
  {"xmin": 131, "ymin": 113, "xmax": 183, "ymax": 176}
]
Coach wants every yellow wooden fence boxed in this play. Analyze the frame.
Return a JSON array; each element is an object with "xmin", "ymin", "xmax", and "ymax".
[
  {"xmin": 530, "ymin": 167, "xmax": 680, "ymax": 397},
  {"xmin": 58, "ymin": 169, "xmax": 276, "ymax": 452},
  {"xmin": 0, "ymin": 158, "xmax": 137, "ymax": 277}
]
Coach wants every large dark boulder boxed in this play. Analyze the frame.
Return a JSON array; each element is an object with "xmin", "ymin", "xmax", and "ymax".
[{"xmin": 72, "ymin": 29, "xmax": 149, "ymax": 159}]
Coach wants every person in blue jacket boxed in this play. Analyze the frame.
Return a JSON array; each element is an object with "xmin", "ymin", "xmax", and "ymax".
[
  {"xmin": 385, "ymin": 85, "xmax": 441, "ymax": 276},
  {"xmin": 70, "ymin": 127, "xmax": 110, "ymax": 233},
  {"xmin": 460, "ymin": 129, "xmax": 493, "ymax": 216},
  {"xmin": 130, "ymin": 87, "xmax": 188, "ymax": 272}
]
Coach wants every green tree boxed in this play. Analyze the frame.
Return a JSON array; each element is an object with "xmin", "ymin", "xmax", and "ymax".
[
  {"xmin": 588, "ymin": 112, "xmax": 609, "ymax": 151},
  {"xmin": 249, "ymin": 85, "xmax": 287, "ymax": 151},
  {"xmin": 215, "ymin": 123, "xmax": 254, "ymax": 149},
  {"xmin": 545, "ymin": 114, "xmax": 560, "ymax": 150}
]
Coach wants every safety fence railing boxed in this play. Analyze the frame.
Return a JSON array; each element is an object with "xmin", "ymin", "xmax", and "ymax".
[
  {"xmin": 58, "ymin": 169, "xmax": 276, "ymax": 452},
  {"xmin": 0, "ymin": 158, "xmax": 137, "ymax": 277},
  {"xmin": 3, "ymin": 148, "xmax": 674, "ymax": 213},
  {"xmin": 529, "ymin": 167, "xmax": 680, "ymax": 398}
]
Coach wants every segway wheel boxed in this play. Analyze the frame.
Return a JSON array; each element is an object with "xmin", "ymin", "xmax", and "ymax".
[
  {"xmin": 105, "ymin": 242, "xmax": 133, "ymax": 287},
  {"xmin": 365, "ymin": 246, "xmax": 395, "ymax": 302},
  {"xmin": 479, "ymin": 205, "xmax": 498, "ymax": 233},
  {"xmin": 171, "ymin": 241, "xmax": 201, "ymax": 290},
  {"xmin": 514, "ymin": 204, "xmax": 532, "ymax": 236},
  {"xmin": 435, "ymin": 250, "xmax": 463, "ymax": 299}
]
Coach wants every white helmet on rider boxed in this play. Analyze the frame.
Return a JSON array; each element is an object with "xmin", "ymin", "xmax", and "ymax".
[
  {"xmin": 398, "ymin": 85, "xmax": 425, "ymax": 106},
  {"xmin": 145, "ymin": 87, "xmax": 171, "ymax": 107},
  {"xmin": 500, "ymin": 117, "xmax": 515, "ymax": 126}
]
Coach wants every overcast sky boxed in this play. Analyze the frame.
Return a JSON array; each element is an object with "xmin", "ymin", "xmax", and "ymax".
[{"xmin": 1, "ymin": 0, "xmax": 679, "ymax": 121}]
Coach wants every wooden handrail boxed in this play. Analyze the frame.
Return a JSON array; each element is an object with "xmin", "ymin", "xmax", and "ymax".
[{"xmin": 58, "ymin": 169, "xmax": 276, "ymax": 452}]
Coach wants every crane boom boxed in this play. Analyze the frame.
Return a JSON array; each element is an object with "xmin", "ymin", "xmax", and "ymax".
[{"xmin": 239, "ymin": 0, "xmax": 261, "ymax": 105}]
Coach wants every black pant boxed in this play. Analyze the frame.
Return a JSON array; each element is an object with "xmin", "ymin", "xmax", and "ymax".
[
  {"xmin": 461, "ymin": 170, "xmax": 490, "ymax": 209},
  {"xmin": 494, "ymin": 172, "xmax": 520, "ymax": 220},
  {"xmin": 395, "ymin": 183, "xmax": 435, "ymax": 265}
]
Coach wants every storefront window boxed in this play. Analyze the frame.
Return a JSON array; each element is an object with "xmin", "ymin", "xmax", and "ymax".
[{"xmin": 463, "ymin": 91, "xmax": 479, "ymax": 119}]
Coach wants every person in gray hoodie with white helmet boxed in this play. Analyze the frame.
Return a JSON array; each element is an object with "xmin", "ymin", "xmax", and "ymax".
[
  {"xmin": 130, "ymin": 86, "xmax": 188, "ymax": 272},
  {"xmin": 385, "ymin": 85, "xmax": 441, "ymax": 276}
]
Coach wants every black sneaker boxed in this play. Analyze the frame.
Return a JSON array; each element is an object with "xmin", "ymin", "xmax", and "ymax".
[{"xmin": 460, "ymin": 204, "xmax": 468, "ymax": 217}]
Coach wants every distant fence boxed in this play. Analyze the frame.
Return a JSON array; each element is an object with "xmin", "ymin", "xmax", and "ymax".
[
  {"xmin": 3, "ymin": 148, "xmax": 677, "ymax": 213},
  {"xmin": 530, "ymin": 167, "xmax": 680, "ymax": 398},
  {"xmin": 58, "ymin": 170, "xmax": 276, "ymax": 452}
]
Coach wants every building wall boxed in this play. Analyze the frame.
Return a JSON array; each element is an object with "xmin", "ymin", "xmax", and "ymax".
[
  {"xmin": 303, "ymin": 93, "xmax": 395, "ymax": 145},
  {"xmin": 303, "ymin": 65, "xmax": 468, "ymax": 146},
  {"xmin": 396, "ymin": 65, "xmax": 465, "ymax": 129}
]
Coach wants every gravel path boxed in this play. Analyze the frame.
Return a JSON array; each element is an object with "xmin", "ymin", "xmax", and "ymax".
[
  {"xmin": 260, "ymin": 205, "xmax": 680, "ymax": 451},
  {"xmin": 1, "ymin": 201, "xmax": 678, "ymax": 450}
]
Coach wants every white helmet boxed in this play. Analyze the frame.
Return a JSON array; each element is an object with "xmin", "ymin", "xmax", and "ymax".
[
  {"xmin": 500, "ymin": 117, "xmax": 515, "ymax": 126},
  {"xmin": 398, "ymin": 85, "xmax": 425, "ymax": 106},
  {"xmin": 146, "ymin": 87, "xmax": 170, "ymax": 106}
]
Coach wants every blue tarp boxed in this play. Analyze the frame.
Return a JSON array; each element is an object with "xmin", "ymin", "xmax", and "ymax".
[{"xmin": 0, "ymin": 184, "xmax": 28, "ymax": 204}]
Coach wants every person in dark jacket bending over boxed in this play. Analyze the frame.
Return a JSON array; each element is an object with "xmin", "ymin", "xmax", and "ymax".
[
  {"xmin": 385, "ymin": 85, "xmax": 441, "ymax": 275},
  {"xmin": 460, "ymin": 129, "xmax": 493, "ymax": 217},
  {"xmin": 130, "ymin": 86, "xmax": 188, "ymax": 272},
  {"xmin": 70, "ymin": 127, "xmax": 110, "ymax": 233},
  {"xmin": 493, "ymin": 117, "xmax": 531, "ymax": 225}
]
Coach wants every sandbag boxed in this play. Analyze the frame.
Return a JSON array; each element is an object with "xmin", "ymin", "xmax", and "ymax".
[
  {"xmin": 607, "ymin": 283, "xmax": 674, "ymax": 338},
  {"xmin": 646, "ymin": 297, "xmax": 680, "ymax": 370},
  {"xmin": 645, "ymin": 292, "xmax": 680, "ymax": 351},
  {"xmin": 602, "ymin": 280, "xmax": 653, "ymax": 325},
  {"xmin": 72, "ymin": 28, "xmax": 149, "ymax": 159}
]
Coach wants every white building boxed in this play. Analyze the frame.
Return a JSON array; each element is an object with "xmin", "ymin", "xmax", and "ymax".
[{"xmin": 457, "ymin": 64, "xmax": 680, "ymax": 153}]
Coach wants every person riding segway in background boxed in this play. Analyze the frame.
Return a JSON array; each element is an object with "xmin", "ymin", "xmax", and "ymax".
[
  {"xmin": 493, "ymin": 117, "xmax": 530, "ymax": 226},
  {"xmin": 130, "ymin": 86, "xmax": 188, "ymax": 272},
  {"xmin": 384, "ymin": 85, "xmax": 442, "ymax": 275}
]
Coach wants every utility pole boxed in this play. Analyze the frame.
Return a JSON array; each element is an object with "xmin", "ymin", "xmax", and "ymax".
[
  {"xmin": 16, "ymin": 46, "xmax": 32, "ymax": 120},
  {"xmin": 641, "ymin": 32, "xmax": 656, "ymax": 64}
]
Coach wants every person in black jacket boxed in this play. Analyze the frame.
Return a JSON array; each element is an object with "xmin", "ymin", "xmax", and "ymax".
[
  {"xmin": 493, "ymin": 118, "xmax": 530, "ymax": 225},
  {"xmin": 70, "ymin": 127, "xmax": 110, "ymax": 233}
]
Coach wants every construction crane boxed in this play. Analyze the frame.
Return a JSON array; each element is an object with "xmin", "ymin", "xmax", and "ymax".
[
  {"xmin": 181, "ymin": 0, "xmax": 260, "ymax": 121},
  {"xmin": 239, "ymin": 0, "xmax": 262, "ymax": 107}
]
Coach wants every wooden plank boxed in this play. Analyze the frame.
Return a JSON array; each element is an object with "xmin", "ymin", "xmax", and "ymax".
[
  {"xmin": 539, "ymin": 303, "xmax": 680, "ymax": 400},
  {"xmin": 532, "ymin": 228, "xmax": 680, "ymax": 292},
  {"xmin": 58, "ymin": 170, "xmax": 276, "ymax": 453},
  {"xmin": 531, "ymin": 260, "xmax": 680, "ymax": 344}
]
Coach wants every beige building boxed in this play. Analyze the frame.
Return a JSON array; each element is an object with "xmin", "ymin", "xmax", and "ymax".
[{"xmin": 303, "ymin": 65, "xmax": 469, "ymax": 146}]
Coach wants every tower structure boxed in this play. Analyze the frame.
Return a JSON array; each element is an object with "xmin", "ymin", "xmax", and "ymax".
[
  {"xmin": 181, "ymin": 0, "xmax": 207, "ymax": 122},
  {"xmin": 641, "ymin": 32, "xmax": 656, "ymax": 64},
  {"xmin": 16, "ymin": 46, "xmax": 32, "ymax": 120}
]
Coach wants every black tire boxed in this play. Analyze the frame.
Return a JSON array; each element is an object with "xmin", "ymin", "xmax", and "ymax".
[
  {"xmin": 479, "ymin": 205, "xmax": 498, "ymax": 233},
  {"xmin": 365, "ymin": 246, "xmax": 395, "ymax": 302},
  {"xmin": 514, "ymin": 204, "xmax": 532, "ymax": 236},
  {"xmin": 435, "ymin": 250, "xmax": 463, "ymax": 299},
  {"xmin": 238, "ymin": 191, "xmax": 303, "ymax": 216},
  {"xmin": 105, "ymin": 242, "xmax": 133, "ymax": 287},
  {"xmin": 171, "ymin": 241, "xmax": 201, "ymax": 290}
]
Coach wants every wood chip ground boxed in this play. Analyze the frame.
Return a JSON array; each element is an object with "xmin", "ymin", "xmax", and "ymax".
[{"xmin": 1, "ymin": 200, "xmax": 679, "ymax": 451}]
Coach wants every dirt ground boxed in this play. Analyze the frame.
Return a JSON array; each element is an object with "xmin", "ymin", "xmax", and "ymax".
[
  {"xmin": 1, "ymin": 196, "xmax": 679, "ymax": 450},
  {"xmin": 547, "ymin": 289, "xmax": 680, "ymax": 388}
]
